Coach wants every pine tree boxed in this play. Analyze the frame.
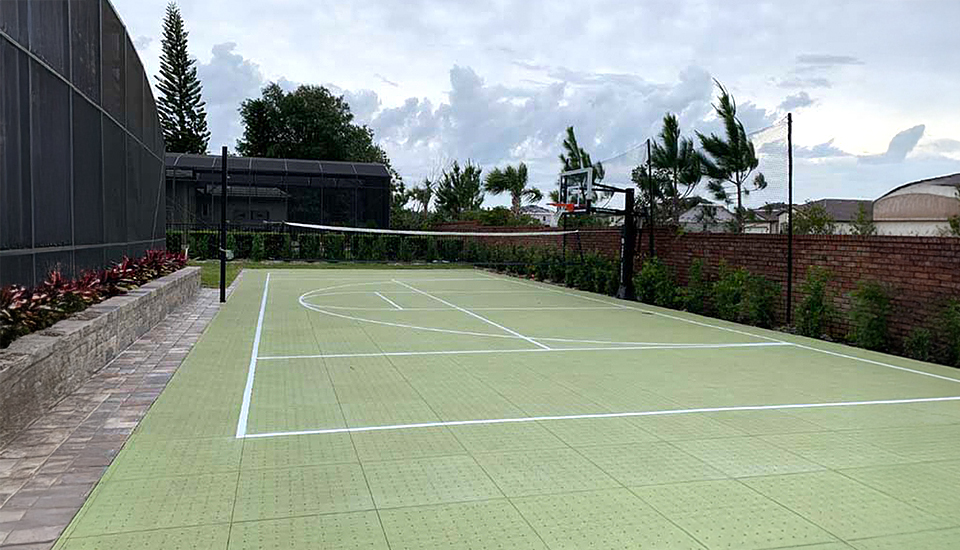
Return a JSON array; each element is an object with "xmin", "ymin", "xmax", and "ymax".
[{"xmin": 156, "ymin": 2, "xmax": 210, "ymax": 154}]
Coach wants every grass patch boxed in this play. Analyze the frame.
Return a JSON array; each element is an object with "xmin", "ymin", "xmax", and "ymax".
[{"xmin": 188, "ymin": 260, "xmax": 474, "ymax": 288}]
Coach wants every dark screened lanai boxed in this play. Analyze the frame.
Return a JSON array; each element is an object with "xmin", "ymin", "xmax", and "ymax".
[{"xmin": 165, "ymin": 153, "xmax": 392, "ymax": 229}]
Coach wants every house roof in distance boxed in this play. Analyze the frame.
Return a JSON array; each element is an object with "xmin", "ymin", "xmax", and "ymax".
[
  {"xmin": 798, "ymin": 199, "xmax": 872, "ymax": 222},
  {"xmin": 165, "ymin": 153, "xmax": 391, "ymax": 179},
  {"xmin": 876, "ymin": 172, "xmax": 960, "ymax": 200}
]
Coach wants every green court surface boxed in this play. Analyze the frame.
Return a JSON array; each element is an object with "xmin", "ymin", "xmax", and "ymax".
[{"xmin": 55, "ymin": 269, "xmax": 960, "ymax": 549}]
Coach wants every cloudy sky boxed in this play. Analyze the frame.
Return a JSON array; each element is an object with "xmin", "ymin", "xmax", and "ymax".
[{"xmin": 116, "ymin": 0, "xmax": 960, "ymax": 208}]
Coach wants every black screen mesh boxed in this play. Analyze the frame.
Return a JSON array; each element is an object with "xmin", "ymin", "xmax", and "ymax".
[
  {"xmin": 30, "ymin": 60, "xmax": 72, "ymax": 247},
  {"xmin": 27, "ymin": 0, "xmax": 67, "ymax": 75},
  {"xmin": 70, "ymin": 0, "xmax": 100, "ymax": 103},
  {"xmin": 0, "ymin": 0, "xmax": 165, "ymax": 286},
  {"xmin": 0, "ymin": 39, "xmax": 32, "ymax": 250},
  {"xmin": 100, "ymin": 0, "xmax": 125, "ymax": 123},
  {"xmin": 72, "ymin": 91, "xmax": 104, "ymax": 245},
  {"xmin": 102, "ymin": 117, "xmax": 127, "ymax": 243}
]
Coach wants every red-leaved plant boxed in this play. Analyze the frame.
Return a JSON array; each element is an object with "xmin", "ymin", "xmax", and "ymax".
[{"xmin": 0, "ymin": 250, "xmax": 186, "ymax": 349}]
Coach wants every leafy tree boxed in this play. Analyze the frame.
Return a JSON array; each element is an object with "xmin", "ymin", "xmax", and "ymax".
[
  {"xmin": 651, "ymin": 114, "xmax": 702, "ymax": 224},
  {"xmin": 434, "ymin": 161, "xmax": 484, "ymax": 218},
  {"xmin": 408, "ymin": 179, "xmax": 434, "ymax": 215},
  {"xmin": 697, "ymin": 81, "xmax": 766, "ymax": 232},
  {"xmin": 851, "ymin": 203, "xmax": 877, "ymax": 236},
  {"xmin": 484, "ymin": 163, "xmax": 543, "ymax": 216},
  {"xmin": 237, "ymin": 83, "xmax": 397, "ymax": 180},
  {"xmin": 156, "ymin": 2, "xmax": 210, "ymax": 154},
  {"xmin": 794, "ymin": 203, "xmax": 837, "ymax": 235}
]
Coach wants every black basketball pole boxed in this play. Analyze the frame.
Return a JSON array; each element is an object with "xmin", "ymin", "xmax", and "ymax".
[
  {"xmin": 617, "ymin": 187, "xmax": 637, "ymax": 301},
  {"xmin": 786, "ymin": 113, "xmax": 794, "ymax": 325},
  {"xmin": 219, "ymin": 146, "xmax": 227, "ymax": 303}
]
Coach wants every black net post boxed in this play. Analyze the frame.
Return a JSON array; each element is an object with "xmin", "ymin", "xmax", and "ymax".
[
  {"xmin": 617, "ymin": 187, "xmax": 637, "ymax": 300},
  {"xmin": 219, "ymin": 146, "xmax": 227, "ymax": 303},
  {"xmin": 786, "ymin": 113, "xmax": 794, "ymax": 325}
]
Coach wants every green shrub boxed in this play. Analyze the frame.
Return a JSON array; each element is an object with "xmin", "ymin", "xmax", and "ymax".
[
  {"xmin": 322, "ymin": 234, "xmax": 345, "ymax": 260},
  {"xmin": 940, "ymin": 299, "xmax": 960, "ymax": 367},
  {"xmin": 713, "ymin": 262, "xmax": 747, "ymax": 322},
  {"xmin": 711, "ymin": 262, "xmax": 780, "ymax": 328},
  {"xmin": 905, "ymin": 327, "xmax": 933, "ymax": 362},
  {"xmin": 679, "ymin": 259, "xmax": 711, "ymax": 315},
  {"xmin": 635, "ymin": 258, "xmax": 677, "ymax": 308},
  {"xmin": 300, "ymin": 234, "xmax": 321, "ymax": 259},
  {"xmin": 166, "ymin": 231, "xmax": 182, "ymax": 252},
  {"xmin": 796, "ymin": 266, "xmax": 835, "ymax": 338},
  {"xmin": 398, "ymin": 237, "xmax": 417, "ymax": 262},
  {"xmin": 425, "ymin": 238, "xmax": 439, "ymax": 262},
  {"xmin": 741, "ymin": 273, "xmax": 780, "ymax": 328},
  {"xmin": 848, "ymin": 280, "xmax": 892, "ymax": 351},
  {"xmin": 251, "ymin": 233, "xmax": 266, "ymax": 261},
  {"xmin": 225, "ymin": 233, "xmax": 237, "ymax": 258}
]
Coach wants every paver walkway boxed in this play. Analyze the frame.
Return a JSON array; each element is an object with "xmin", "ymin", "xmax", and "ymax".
[{"xmin": 0, "ymin": 289, "xmax": 221, "ymax": 549}]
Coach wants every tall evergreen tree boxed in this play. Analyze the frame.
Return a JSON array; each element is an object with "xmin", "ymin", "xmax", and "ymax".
[
  {"xmin": 651, "ymin": 114, "xmax": 702, "ymax": 224},
  {"xmin": 696, "ymin": 81, "xmax": 766, "ymax": 232},
  {"xmin": 156, "ymin": 2, "xmax": 210, "ymax": 154}
]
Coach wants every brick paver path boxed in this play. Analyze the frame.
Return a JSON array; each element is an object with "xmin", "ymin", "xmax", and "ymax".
[{"xmin": 0, "ymin": 289, "xmax": 220, "ymax": 549}]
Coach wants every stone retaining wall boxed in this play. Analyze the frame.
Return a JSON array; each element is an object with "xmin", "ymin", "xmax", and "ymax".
[{"xmin": 0, "ymin": 267, "xmax": 201, "ymax": 447}]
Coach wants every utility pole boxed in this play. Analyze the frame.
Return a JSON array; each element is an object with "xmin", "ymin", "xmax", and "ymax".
[{"xmin": 786, "ymin": 113, "xmax": 794, "ymax": 325}]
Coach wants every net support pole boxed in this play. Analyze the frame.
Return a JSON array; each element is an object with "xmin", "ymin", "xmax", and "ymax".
[
  {"xmin": 786, "ymin": 113, "xmax": 794, "ymax": 325},
  {"xmin": 219, "ymin": 146, "xmax": 227, "ymax": 303},
  {"xmin": 617, "ymin": 187, "xmax": 637, "ymax": 301},
  {"xmin": 647, "ymin": 139, "xmax": 655, "ymax": 257}
]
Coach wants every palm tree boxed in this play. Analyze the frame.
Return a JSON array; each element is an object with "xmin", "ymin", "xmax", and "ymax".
[
  {"xmin": 696, "ymin": 81, "xmax": 766, "ymax": 232},
  {"xmin": 484, "ymin": 163, "xmax": 543, "ymax": 216},
  {"xmin": 652, "ymin": 114, "xmax": 702, "ymax": 224},
  {"xmin": 558, "ymin": 126, "xmax": 605, "ymax": 204},
  {"xmin": 409, "ymin": 178, "xmax": 434, "ymax": 214}
]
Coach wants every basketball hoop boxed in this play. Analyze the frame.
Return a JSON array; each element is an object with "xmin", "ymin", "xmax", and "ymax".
[{"xmin": 548, "ymin": 202, "xmax": 576, "ymax": 212}]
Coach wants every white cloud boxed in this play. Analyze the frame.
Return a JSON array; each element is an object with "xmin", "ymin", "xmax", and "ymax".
[
  {"xmin": 859, "ymin": 125, "xmax": 925, "ymax": 165},
  {"xmin": 196, "ymin": 42, "xmax": 265, "ymax": 152},
  {"xmin": 779, "ymin": 91, "xmax": 816, "ymax": 112}
]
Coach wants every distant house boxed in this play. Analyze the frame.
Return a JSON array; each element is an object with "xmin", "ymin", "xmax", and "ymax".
[
  {"xmin": 745, "ymin": 203, "xmax": 789, "ymax": 234},
  {"xmin": 521, "ymin": 205, "xmax": 559, "ymax": 227},
  {"xmin": 679, "ymin": 204, "xmax": 736, "ymax": 233},
  {"xmin": 873, "ymin": 173, "xmax": 960, "ymax": 236},
  {"xmin": 777, "ymin": 199, "xmax": 873, "ymax": 235}
]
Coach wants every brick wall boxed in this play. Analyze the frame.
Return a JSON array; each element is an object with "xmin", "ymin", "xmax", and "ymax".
[
  {"xmin": 637, "ymin": 230, "xmax": 960, "ymax": 345},
  {"xmin": 433, "ymin": 222, "xmax": 960, "ymax": 349}
]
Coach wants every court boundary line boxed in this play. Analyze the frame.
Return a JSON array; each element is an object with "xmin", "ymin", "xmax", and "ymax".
[
  {"xmin": 235, "ymin": 273, "xmax": 271, "ymax": 438},
  {"xmin": 393, "ymin": 280, "xmax": 550, "ymax": 350},
  {"xmin": 257, "ymin": 342, "xmax": 792, "ymax": 361},
  {"xmin": 374, "ymin": 292, "xmax": 403, "ymax": 310},
  {"xmin": 479, "ymin": 272, "xmax": 960, "ymax": 385},
  {"xmin": 240, "ymin": 395, "xmax": 960, "ymax": 439}
]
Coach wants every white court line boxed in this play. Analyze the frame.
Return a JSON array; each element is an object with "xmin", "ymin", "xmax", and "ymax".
[
  {"xmin": 236, "ymin": 272, "xmax": 270, "ymax": 438},
  {"xmin": 374, "ymin": 292, "xmax": 403, "ymax": 310},
  {"xmin": 480, "ymin": 272, "xmax": 960, "ymax": 385},
  {"xmin": 393, "ymin": 280, "xmax": 551, "ymax": 350},
  {"xmin": 304, "ymin": 306, "xmax": 621, "ymax": 312},
  {"xmin": 242, "ymin": 395, "xmax": 960, "ymax": 439},
  {"xmin": 257, "ymin": 341, "xmax": 791, "ymax": 361}
]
